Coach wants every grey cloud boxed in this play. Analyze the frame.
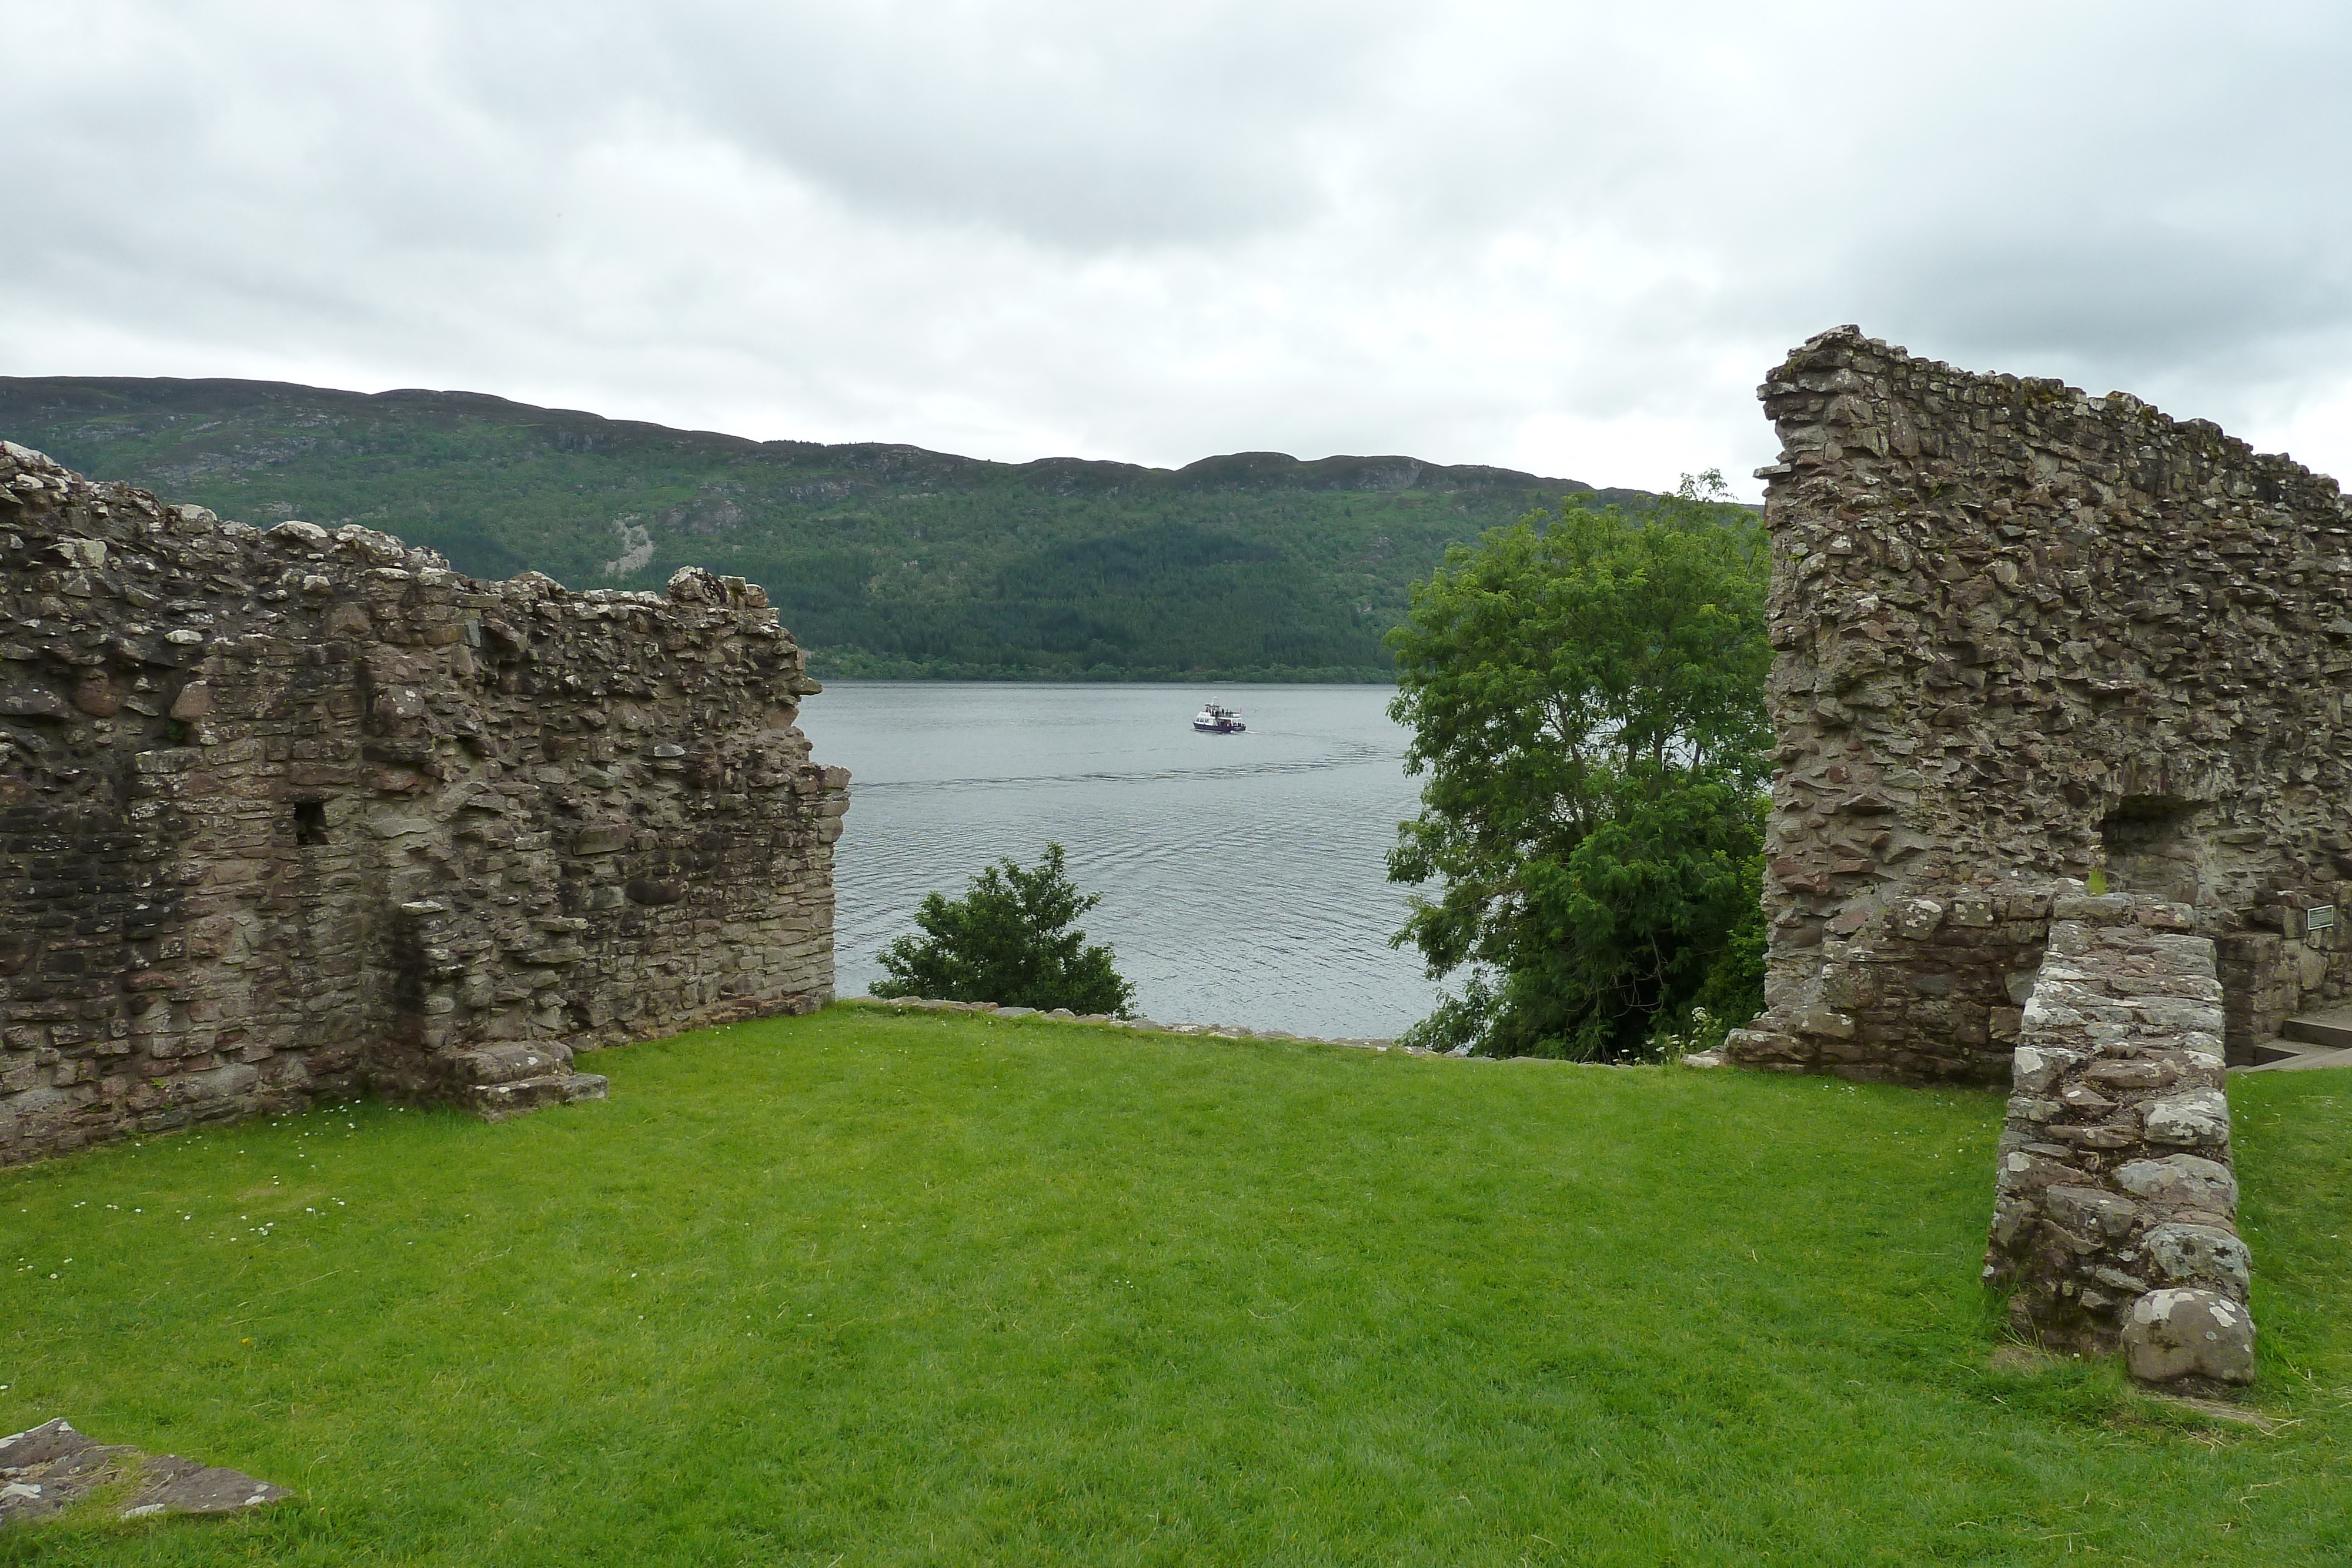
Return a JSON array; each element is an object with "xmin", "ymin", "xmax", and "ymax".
[
  {"xmin": 450, "ymin": 0, "xmax": 1407, "ymax": 249},
  {"xmin": 1843, "ymin": 225, "xmax": 2352, "ymax": 379},
  {"xmin": 4, "ymin": 0, "xmax": 2351, "ymax": 499}
]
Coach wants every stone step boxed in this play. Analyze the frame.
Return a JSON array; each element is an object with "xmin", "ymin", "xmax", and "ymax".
[
  {"xmin": 2242, "ymin": 1034, "xmax": 2331, "ymax": 1066},
  {"xmin": 2236, "ymin": 1043, "xmax": 2352, "ymax": 1074},
  {"xmin": 2281, "ymin": 1010, "xmax": 2352, "ymax": 1051},
  {"xmin": 462, "ymin": 1072, "xmax": 609, "ymax": 1120},
  {"xmin": 446, "ymin": 1042, "xmax": 573, "ymax": 1086}
]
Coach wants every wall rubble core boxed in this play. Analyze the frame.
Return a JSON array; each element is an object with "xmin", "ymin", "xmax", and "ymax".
[{"xmin": 0, "ymin": 440, "xmax": 848, "ymax": 1166}]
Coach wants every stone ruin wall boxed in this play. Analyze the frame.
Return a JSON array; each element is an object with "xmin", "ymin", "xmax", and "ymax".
[
  {"xmin": 1728, "ymin": 326, "xmax": 2352, "ymax": 1085},
  {"xmin": 0, "ymin": 440, "xmax": 849, "ymax": 1165}
]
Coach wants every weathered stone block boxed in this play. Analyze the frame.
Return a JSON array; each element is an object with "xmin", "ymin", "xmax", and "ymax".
[
  {"xmin": 2042, "ymin": 1185, "xmax": 2138, "ymax": 1242},
  {"xmin": 2141, "ymin": 1089, "xmax": 2231, "ymax": 1149},
  {"xmin": 2112, "ymin": 1154, "xmax": 2237, "ymax": 1217},
  {"xmin": 2143, "ymin": 1223, "xmax": 2251, "ymax": 1296},
  {"xmin": 2121, "ymin": 1289, "xmax": 2256, "ymax": 1385}
]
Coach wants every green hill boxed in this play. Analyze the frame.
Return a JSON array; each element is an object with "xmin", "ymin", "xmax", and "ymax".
[{"xmin": 0, "ymin": 376, "xmax": 1641, "ymax": 680}]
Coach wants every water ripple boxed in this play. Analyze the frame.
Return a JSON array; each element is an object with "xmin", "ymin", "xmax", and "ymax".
[
  {"xmin": 800, "ymin": 683, "xmax": 1441, "ymax": 1037},
  {"xmin": 850, "ymin": 737, "xmax": 1394, "ymax": 794}
]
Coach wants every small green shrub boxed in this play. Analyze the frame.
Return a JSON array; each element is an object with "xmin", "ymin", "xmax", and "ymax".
[{"xmin": 874, "ymin": 842, "xmax": 1136, "ymax": 1015}]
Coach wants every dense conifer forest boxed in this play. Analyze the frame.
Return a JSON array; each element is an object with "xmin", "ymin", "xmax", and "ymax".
[{"xmin": 0, "ymin": 377, "xmax": 1646, "ymax": 679}]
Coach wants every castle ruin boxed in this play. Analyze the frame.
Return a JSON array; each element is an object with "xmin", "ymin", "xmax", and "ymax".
[
  {"xmin": 1730, "ymin": 327, "xmax": 2352, "ymax": 1084},
  {"xmin": 0, "ymin": 442, "xmax": 847, "ymax": 1165},
  {"xmin": 1723, "ymin": 326, "xmax": 2352, "ymax": 1379}
]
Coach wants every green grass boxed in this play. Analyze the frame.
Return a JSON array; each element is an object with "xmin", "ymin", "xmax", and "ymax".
[{"xmin": 2, "ymin": 1009, "xmax": 2346, "ymax": 1565}]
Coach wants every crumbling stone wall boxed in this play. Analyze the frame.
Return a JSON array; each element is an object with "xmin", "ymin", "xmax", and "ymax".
[
  {"xmin": 0, "ymin": 441, "xmax": 847, "ymax": 1164},
  {"xmin": 1983, "ymin": 894, "xmax": 2253, "ymax": 1382},
  {"xmin": 1729, "ymin": 326, "xmax": 2352, "ymax": 1082}
]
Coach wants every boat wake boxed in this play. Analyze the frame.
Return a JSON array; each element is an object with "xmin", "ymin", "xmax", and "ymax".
[{"xmin": 849, "ymin": 737, "xmax": 1398, "ymax": 794}]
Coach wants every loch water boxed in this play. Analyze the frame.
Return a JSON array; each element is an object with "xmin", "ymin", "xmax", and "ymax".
[{"xmin": 799, "ymin": 682, "xmax": 1444, "ymax": 1038}]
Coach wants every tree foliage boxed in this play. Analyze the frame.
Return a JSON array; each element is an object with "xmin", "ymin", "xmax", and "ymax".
[
  {"xmin": 1386, "ymin": 475, "xmax": 1772, "ymax": 1059},
  {"xmin": 874, "ymin": 844, "xmax": 1137, "ymax": 1016}
]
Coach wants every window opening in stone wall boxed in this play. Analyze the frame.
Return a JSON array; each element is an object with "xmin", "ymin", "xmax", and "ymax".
[
  {"xmin": 2099, "ymin": 794, "xmax": 2200, "ymax": 903},
  {"xmin": 293, "ymin": 800, "xmax": 330, "ymax": 847}
]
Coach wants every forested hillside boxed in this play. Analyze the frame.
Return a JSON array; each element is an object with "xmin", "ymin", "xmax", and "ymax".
[{"xmin": 0, "ymin": 376, "xmax": 1638, "ymax": 680}]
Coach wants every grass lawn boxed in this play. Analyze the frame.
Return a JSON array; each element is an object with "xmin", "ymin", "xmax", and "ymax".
[{"xmin": 2, "ymin": 1007, "xmax": 2347, "ymax": 1566}]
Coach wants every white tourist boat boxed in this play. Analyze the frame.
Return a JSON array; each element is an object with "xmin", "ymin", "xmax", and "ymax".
[{"xmin": 1192, "ymin": 702, "xmax": 1246, "ymax": 734}]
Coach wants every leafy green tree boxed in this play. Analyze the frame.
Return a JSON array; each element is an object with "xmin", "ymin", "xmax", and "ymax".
[
  {"xmin": 874, "ymin": 843, "xmax": 1137, "ymax": 1015},
  {"xmin": 1386, "ymin": 473, "xmax": 1772, "ymax": 1059},
  {"xmin": 1691, "ymin": 854, "xmax": 1768, "ymax": 1041}
]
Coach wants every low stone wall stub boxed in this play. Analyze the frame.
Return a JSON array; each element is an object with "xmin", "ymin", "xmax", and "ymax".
[
  {"xmin": 1727, "ymin": 882, "xmax": 2051, "ymax": 1083},
  {"xmin": 1982, "ymin": 894, "xmax": 2254, "ymax": 1383}
]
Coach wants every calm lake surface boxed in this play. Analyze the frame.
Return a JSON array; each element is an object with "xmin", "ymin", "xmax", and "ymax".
[{"xmin": 799, "ymin": 683, "xmax": 1444, "ymax": 1037}]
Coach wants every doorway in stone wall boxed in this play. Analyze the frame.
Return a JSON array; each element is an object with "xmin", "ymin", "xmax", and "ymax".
[{"xmin": 2099, "ymin": 795, "xmax": 2202, "ymax": 904}]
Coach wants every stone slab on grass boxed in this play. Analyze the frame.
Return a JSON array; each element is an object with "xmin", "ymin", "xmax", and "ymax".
[{"xmin": 0, "ymin": 1417, "xmax": 290, "ymax": 1528}]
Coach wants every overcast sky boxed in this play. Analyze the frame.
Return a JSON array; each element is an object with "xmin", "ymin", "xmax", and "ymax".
[{"xmin": 6, "ymin": 1, "xmax": 2349, "ymax": 497}]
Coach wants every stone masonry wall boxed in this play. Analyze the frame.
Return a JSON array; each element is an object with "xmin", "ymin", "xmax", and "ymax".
[
  {"xmin": 0, "ymin": 440, "xmax": 848, "ymax": 1165},
  {"xmin": 1983, "ymin": 895, "xmax": 2254, "ymax": 1383},
  {"xmin": 1729, "ymin": 326, "xmax": 2352, "ymax": 1083}
]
